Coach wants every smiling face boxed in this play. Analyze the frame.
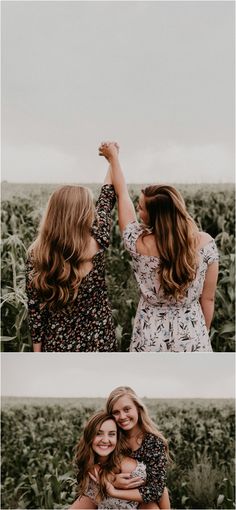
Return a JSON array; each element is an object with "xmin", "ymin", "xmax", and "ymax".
[
  {"xmin": 111, "ymin": 396, "xmax": 140, "ymax": 434},
  {"xmin": 92, "ymin": 419, "xmax": 117, "ymax": 460},
  {"xmin": 137, "ymin": 192, "xmax": 149, "ymax": 224}
]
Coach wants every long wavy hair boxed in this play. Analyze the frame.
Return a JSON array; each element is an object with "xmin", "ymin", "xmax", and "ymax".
[
  {"xmin": 75, "ymin": 411, "xmax": 126, "ymax": 501},
  {"xmin": 106, "ymin": 386, "xmax": 169, "ymax": 455},
  {"xmin": 28, "ymin": 185, "xmax": 95, "ymax": 309},
  {"xmin": 141, "ymin": 185, "xmax": 199, "ymax": 300}
]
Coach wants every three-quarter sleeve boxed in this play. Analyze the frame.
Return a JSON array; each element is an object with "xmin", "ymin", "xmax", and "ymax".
[
  {"xmin": 91, "ymin": 185, "xmax": 116, "ymax": 249},
  {"xmin": 25, "ymin": 257, "xmax": 48, "ymax": 344},
  {"xmin": 135, "ymin": 434, "xmax": 167, "ymax": 503}
]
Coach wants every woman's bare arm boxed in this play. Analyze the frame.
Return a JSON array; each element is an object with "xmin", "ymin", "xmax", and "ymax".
[
  {"xmin": 99, "ymin": 142, "xmax": 136, "ymax": 232},
  {"xmin": 68, "ymin": 495, "xmax": 97, "ymax": 509},
  {"xmin": 199, "ymin": 261, "xmax": 219, "ymax": 330}
]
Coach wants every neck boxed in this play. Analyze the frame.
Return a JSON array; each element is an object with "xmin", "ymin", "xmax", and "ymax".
[
  {"xmin": 97, "ymin": 455, "xmax": 109, "ymax": 465},
  {"xmin": 126, "ymin": 424, "xmax": 142, "ymax": 439}
]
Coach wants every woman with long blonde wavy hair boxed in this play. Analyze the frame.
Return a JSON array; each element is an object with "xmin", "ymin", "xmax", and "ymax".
[
  {"xmin": 70, "ymin": 408, "xmax": 170, "ymax": 509},
  {"xmin": 99, "ymin": 142, "xmax": 219, "ymax": 352},
  {"xmin": 26, "ymin": 166, "xmax": 117, "ymax": 352}
]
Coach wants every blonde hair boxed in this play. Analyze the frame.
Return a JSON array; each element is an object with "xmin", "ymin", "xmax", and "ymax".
[
  {"xmin": 106, "ymin": 386, "xmax": 168, "ymax": 452},
  {"xmin": 142, "ymin": 185, "xmax": 199, "ymax": 300},
  {"xmin": 75, "ymin": 411, "xmax": 125, "ymax": 500},
  {"xmin": 28, "ymin": 185, "xmax": 95, "ymax": 309}
]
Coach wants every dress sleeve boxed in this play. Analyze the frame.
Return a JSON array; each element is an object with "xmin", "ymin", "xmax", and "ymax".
[
  {"xmin": 138, "ymin": 435, "xmax": 167, "ymax": 503},
  {"xmin": 25, "ymin": 256, "xmax": 48, "ymax": 344},
  {"xmin": 122, "ymin": 221, "xmax": 143, "ymax": 255},
  {"xmin": 84, "ymin": 479, "xmax": 98, "ymax": 503},
  {"xmin": 91, "ymin": 184, "xmax": 116, "ymax": 249},
  {"xmin": 203, "ymin": 239, "xmax": 219, "ymax": 265}
]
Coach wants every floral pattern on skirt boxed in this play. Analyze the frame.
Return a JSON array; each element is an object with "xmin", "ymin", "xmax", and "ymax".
[
  {"xmin": 26, "ymin": 185, "xmax": 117, "ymax": 352},
  {"xmin": 123, "ymin": 221, "xmax": 219, "ymax": 352}
]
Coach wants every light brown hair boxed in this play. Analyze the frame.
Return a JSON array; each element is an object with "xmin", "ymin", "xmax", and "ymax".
[
  {"xmin": 142, "ymin": 185, "xmax": 199, "ymax": 300},
  {"xmin": 28, "ymin": 185, "xmax": 95, "ymax": 309},
  {"xmin": 75, "ymin": 411, "xmax": 125, "ymax": 500}
]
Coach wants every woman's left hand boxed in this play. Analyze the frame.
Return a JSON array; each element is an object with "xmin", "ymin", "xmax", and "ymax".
[{"xmin": 99, "ymin": 141, "xmax": 119, "ymax": 161}]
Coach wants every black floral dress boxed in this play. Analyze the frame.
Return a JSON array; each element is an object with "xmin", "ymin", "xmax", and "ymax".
[
  {"xmin": 25, "ymin": 185, "xmax": 117, "ymax": 352},
  {"xmin": 130, "ymin": 433, "xmax": 167, "ymax": 503}
]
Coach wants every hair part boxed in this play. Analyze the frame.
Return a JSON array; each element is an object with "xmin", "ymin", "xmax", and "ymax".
[
  {"xmin": 142, "ymin": 185, "xmax": 199, "ymax": 300},
  {"xmin": 28, "ymin": 185, "xmax": 95, "ymax": 309}
]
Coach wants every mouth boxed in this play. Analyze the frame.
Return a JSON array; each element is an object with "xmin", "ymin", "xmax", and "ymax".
[
  {"xmin": 97, "ymin": 444, "xmax": 112, "ymax": 450},
  {"xmin": 119, "ymin": 419, "xmax": 131, "ymax": 427}
]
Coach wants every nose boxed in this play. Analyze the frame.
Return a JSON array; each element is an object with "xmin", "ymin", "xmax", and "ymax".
[{"xmin": 119, "ymin": 411, "xmax": 126, "ymax": 420}]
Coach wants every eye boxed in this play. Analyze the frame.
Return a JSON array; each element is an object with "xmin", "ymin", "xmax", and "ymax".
[
  {"xmin": 109, "ymin": 432, "xmax": 117, "ymax": 436},
  {"xmin": 113, "ymin": 411, "xmax": 119, "ymax": 416},
  {"xmin": 96, "ymin": 431, "xmax": 103, "ymax": 436},
  {"xmin": 124, "ymin": 407, "xmax": 130, "ymax": 412}
]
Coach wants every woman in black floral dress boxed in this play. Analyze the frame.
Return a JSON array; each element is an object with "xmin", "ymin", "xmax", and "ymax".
[
  {"xmin": 26, "ymin": 168, "xmax": 117, "ymax": 352},
  {"xmin": 105, "ymin": 386, "xmax": 171, "ymax": 508}
]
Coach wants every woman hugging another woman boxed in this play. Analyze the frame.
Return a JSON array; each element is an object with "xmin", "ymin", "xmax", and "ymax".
[{"xmin": 70, "ymin": 387, "xmax": 170, "ymax": 509}]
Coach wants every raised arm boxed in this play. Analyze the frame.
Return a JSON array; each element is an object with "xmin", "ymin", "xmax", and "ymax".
[{"xmin": 99, "ymin": 142, "xmax": 136, "ymax": 232}]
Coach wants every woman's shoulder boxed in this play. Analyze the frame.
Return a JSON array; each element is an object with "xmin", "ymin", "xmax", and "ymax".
[
  {"xmin": 120, "ymin": 456, "xmax": 137, "ymax": 473},
  {"xmin": 197, "ymin": 231, "xmax": 214, "ymax": 250},
  {"xmin": 143, "ymin": 432, "xmax": 165, "ymax": 448}
]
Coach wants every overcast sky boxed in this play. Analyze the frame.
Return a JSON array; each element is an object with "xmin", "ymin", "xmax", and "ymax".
[
  {"xmin": 1, "ymin": 353, "xmax": 235, "ymax": 398},
  {"xmin": 2, "ymin": 1, "xmax": 234, "ymax": 183}
]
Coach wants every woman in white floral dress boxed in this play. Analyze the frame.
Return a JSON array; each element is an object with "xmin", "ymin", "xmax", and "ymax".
[{"xmin": 99, "ymin": 142, "xmax": 219, "ymax": 352}]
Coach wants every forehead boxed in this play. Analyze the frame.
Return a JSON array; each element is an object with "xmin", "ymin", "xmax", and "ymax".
[
  {"xmin": 98, "ymin": 419, "xmax": 117, "ymax": 432},
  {"xmin": 139, "ymin": 193, "xmax": 146, "ymax": 206},
  {"xmin": 112, "ymin": 396, "xmax": 135, "ymax": 411}
]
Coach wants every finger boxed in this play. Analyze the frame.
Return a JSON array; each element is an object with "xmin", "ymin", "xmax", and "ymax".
[{"xmin": 88, "ymin": 472, "xmax": 97, "ymax": 483}]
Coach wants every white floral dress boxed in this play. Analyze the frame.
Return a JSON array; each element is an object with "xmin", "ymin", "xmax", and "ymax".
[
  {"xmin": 123, "ymin": 221, "xmax": 219, "ymax": 352},
  {"xmin": 85, "ymin": 461, "xmax": 146, "ymax": 509}
]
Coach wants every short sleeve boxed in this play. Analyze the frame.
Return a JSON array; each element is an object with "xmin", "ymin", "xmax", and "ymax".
[
  {"xmin": 123, "ymin": 221, "xmax": 143, "ymax": 255},
  {"xmin": 25, "ymin": 255, "xmax": 48, "ymax": 344},
  {"xmin": 137, "ymin": 435, "xmax": 167, "ymax": 503},
  {"xmin": 203, "ymin": 240, "xmax": 219, "ymax": 265},
  {"xmin": 92, "ymin": 185, "xmax": 116, "ymax": 249}
]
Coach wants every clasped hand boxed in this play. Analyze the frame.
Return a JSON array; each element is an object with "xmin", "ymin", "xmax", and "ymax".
[{"xmin": 98, "ymin": 141, "xmax": 119, "ymax": 161}]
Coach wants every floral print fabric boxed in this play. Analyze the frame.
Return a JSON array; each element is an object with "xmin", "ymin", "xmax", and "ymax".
[
  {"xmin": 26, "ymin": 185, "xmax": 117, "ymax": 352},
  {"xmin": 131, "ymin": 433, "xmax": 167, "ymax": 503},
  {"xmin": 85, "ymin": 461, "xmax": 146, "ymax": 509},
  {"xmin": 123, "ymin": 221, "xmax": 219, "ymax": 352}
]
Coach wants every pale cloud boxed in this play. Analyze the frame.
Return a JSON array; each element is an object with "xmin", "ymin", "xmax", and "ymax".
[
  {"xmin": 1, "ymin": 353, "xmax": 235, "ymax": 399},
  {"xmin": 124, "ymin": 143, "xmax": 234, "ymax": 183}
]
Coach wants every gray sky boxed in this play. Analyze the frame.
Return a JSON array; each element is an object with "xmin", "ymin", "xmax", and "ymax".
[
  {"xmin": 1, "ymin": 1, "xmax": 234, "ymax": 183},
  {"xmin": 1, "ymin": 353, "xmax": 235, "ymax": 398}
]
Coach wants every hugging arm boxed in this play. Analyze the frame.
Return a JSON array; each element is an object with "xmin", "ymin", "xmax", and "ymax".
[{"xmin": 99, "ymin": 143, "xmax": 136, "ymax": 233}]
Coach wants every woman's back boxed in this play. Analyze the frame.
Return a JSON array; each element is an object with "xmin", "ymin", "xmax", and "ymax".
[
  {"xmin": 123, "ymin": 221, "xmax": 219, "ymax": 352},
  {"xmin": 26, "ymin": 185, "xmax": 117, "ymax": 352}
]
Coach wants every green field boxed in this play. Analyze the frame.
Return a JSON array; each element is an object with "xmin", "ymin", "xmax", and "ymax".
[
  {"xmin": 1, "ymin": 182, "xmax": 235, "ymax": 352},
  {"xmin": 1, "ymin": 398, "xmax": 235, "ymax": 509}
]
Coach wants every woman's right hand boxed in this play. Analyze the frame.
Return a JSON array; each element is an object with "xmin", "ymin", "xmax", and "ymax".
[{"xmin": 113, "ymin": 473, "xmax": 145, "ymax": 489}]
